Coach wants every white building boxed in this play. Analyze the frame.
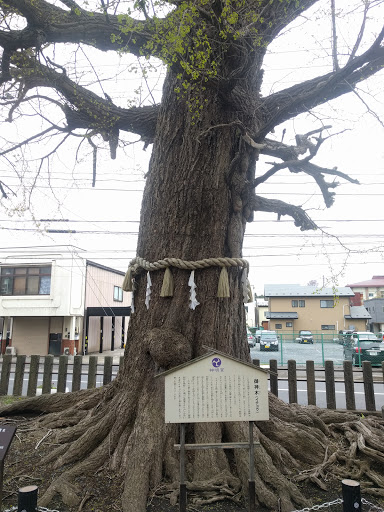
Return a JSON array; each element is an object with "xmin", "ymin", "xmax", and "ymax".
[{"xmin": 0, "ymin": 246, "xmax": 131, "ymax": 356}]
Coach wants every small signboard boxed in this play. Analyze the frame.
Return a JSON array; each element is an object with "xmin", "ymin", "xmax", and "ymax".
[
  {"xmin": 0, "ymin": 425, "xmax": 16, "ymax": 461},
  {"xmin": 161, "ymin": 351, "xmax": 269, "ymax": 423}
]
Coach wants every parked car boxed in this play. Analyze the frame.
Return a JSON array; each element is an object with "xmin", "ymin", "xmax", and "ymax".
[
  {"xmin": 260, "ymin": 330, "xmax": 279, "ymax": 351},
  {"xmin": 296, "ymin": 330, "xmax": 314, "ymax": 344},
  {"xmin": 376, "ymin": 332, "xmax": 384, "ymax": 341},
  {"xmin": 254, "ymin": 330, "xmax": 263, "ymax": 342},
  {"xmin": 343, "ymin": 331, "xmax": 384, "ymax": 366},
  {"xmin": 247, "ymin": 329, "xmax": 256, "ymax": 348}
]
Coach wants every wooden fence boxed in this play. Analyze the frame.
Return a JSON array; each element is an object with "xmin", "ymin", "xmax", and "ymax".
[
  {"xmin": 253, "ymin": 358, "xmax": 384, "ymax": 413},
  {"xmin": 0, "ymin": 355, "xmax": 383, "ymax": 413}
]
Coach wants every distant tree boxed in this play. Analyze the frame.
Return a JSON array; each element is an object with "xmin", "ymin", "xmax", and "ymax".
[
  {"xmin": 1, "ymin": 1, "xmax": 384, "ymax": 511},
  {"xmin": 307, "ymin": 280, "xmax": 319, "ymax": 287}
]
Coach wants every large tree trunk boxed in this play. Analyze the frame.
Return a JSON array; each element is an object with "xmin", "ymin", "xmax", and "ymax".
[{"xmin": 1, "ymin": 69, "xmax": 384, "ymax": 512}]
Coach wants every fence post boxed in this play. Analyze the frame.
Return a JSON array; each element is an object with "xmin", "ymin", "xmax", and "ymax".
[
  {"xmin": 287, "ymin": 360, "xmax": 297, "ymax": 404},
  {"xmin": 324, "ymin": 360, "xmax": 336, "ymax": 409},
  {"xmin": 343, "ymin": 360, "xmax": 356, "ymax": 411},
  {"xmin": 87, "ymin": 356, "xmax": 98, "ymax": 389},
  {"xmin": 13, "ymin": 356, "xmax": 26, "ymax": 396},
  {"xmin": 321, "ymin": 334, "xmax": 325, "ymax": 367},
  {"xmin": 0, "ymin": 355, "xmax": 12, "ymax": 396},
  {"xmin": 57, "ymin": 355, "xmax": 68, "ymax": 393},
  {"xmin": 42, "ymin": 356, "xmax": 53, "ymax": 394},
  {"xmin": 103, "ymin": 356, "xmax": 113, "ymax": 385},
  {"xmin": 362, "ymin": 361, "xmax": 375, "ymax": 411},
  {"xmin": 72, "ymin": 355, "xmax": 83, "ymax": 392},
  {"xmin": 27, "ymin": 356, "xmax": 39, "ymax": 397},
  {"xmin": 342, "ymin": 479, "xmax": 361, "ymax": 512},
  {"xmin": 18, "ymin": 485, "xmax": 38, "ymax": 512},
  {"xmin": 306, "ymin": 360, "xmax": 316, "ymax": 406},
  {"xmin": 269, "ymin": 360, "xmax": 278, "ymax": 397},
  {"xmin": 280, "ymin": 335, "xmax": 284, "ymax": 366}
]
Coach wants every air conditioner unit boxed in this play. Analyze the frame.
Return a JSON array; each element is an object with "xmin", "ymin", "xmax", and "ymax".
[
  {"xmin": 63, "ymin": 347, "xmax": 70, "ymax": 356},
  {"xmin": 5, "ymin": 346, "xmax": 16, "ymax": 356}
]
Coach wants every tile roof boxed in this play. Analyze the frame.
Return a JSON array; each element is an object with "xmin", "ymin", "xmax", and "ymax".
[
  {"xmin": 345, "ymin": 306, "xmax": 371, "ymax": 319},
  {"xmin": 347, "ymin": 276, "xmax": 384, "ymax": 287}
]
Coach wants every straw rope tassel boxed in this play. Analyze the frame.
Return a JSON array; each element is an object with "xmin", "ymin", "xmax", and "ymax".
[
  {"xmin": 217, "ymin": 267, "xmax": 230, "ymax": 298},
  {"xmin": 160, "ymin": 267, "xmax": 174, "ymax": 297},
  {"xmin": 122, "ymin": 267, "xmax": 133, "ymax": 292}
]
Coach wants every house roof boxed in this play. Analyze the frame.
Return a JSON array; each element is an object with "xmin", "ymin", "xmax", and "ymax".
[
  {"xmin": 347, "ymin": 276, "xmax": 384, "ymax": 288},
  {"xmin": 345, "ymin": 306, "xmax": 371, "ymax": 319},
  {"xmin": 156, "ymin": 350, "xmax": 271, "ymax": 377},
  {"xmin": 86, "ymin": 260, "xmax": 125, "ymax": 277},
  {"xmin": 264, "ymin": 284, "xmax": 355, "ymax": 297},
  {"xmin": 265, "ymin": 312, "xmax": 298, "ymax": 319}
]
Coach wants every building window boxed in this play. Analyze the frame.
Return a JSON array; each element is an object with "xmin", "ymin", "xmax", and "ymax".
[
  {"xmin": 381, "ymin": 291, "xmax": 384, "ymax": 298},
  {"xmin": 264, "ymin": 311, "xmax": 267, "ymax": 317},
  {"xmin": 286, "ymin": 322, "xmax": 293, "ymax": 327},
  {"xmin": 320, "ymin": 300, "xmax": 334, "ymax": 308},
  {"xmin": 368, "ymin": 293, "xmax": 374, "ymax": 298},
  {"xmin": 275, "ymin": 324, "xmax": 282, "ymax": 329},
  {"xmin": 321, "ymin": 324, "xmax": 335, "ymax": 330},
  {"xmin": 299, "ymin": 300, "xmax": 305, "ymax": 307},
  {"xmin": 0, "ymin": 266, "xmax": 51, "ymax": 296},
  {"xmin": 114, "ymin": 286, "xmax": 123, "ymax": 302},
  {"xmin": 291, "ymin": 300, "xmax": 298, "ymax": 307}
]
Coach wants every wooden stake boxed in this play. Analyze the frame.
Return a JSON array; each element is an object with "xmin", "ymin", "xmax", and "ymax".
[{"xmin": 342, "ymin": 479, "xmax": 361, "ymax": 512}]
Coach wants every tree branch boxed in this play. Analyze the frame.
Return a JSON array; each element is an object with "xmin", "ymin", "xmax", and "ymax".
[
  {"xmin": 256, "ymin": 127, "xmax": 360, "ymax": 207},
  {"xmin": 251, "ymin": 195, "xmax": 318, "ymax": 231},
  {"xmin": 258, "ymin": 25, "xmax": 384, "ymax": 137},
  {"xmin": 7, "ymin": 54, "xmax": 159, "ymax": 141},
  {"xmin": 0, "ymin": 0, "xmax": 160, "ymax": 56}
]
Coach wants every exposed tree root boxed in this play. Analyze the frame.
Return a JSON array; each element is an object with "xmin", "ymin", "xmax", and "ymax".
[{"xmin": 1, "ymin": 383, "xmax": 384, "ymax": 512}]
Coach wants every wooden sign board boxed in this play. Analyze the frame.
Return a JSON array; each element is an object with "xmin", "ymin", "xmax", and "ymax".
[
  {"xmin": 161, "ymin": 352, "xmax": 269, "ymax": 424},
  {"xmin": 0, "ymin": 425, "xmax": 17, "ymax": 461}
]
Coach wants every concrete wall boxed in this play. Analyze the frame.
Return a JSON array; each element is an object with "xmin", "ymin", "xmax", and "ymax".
[{"xmin": 0, "ymin": 254, "xmax": 86, "ymax": 318}]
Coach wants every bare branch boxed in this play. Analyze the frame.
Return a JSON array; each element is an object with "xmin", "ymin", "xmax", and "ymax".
[
  {"xmin": 348, "ymin": 1, "xmax": 370, "ymax": 62},
  {"xmin": 251, "ymin": 195, "xmax": 318, "ymax": 231},
  {"xmin": 258, "ymin": 25, "xmax": 384, "ymax": 137},
  {"xmin": 331, "ymin": 0, "xmax": 340, "ymax": 72},
  {"xmin": 0, "ymin": 180, "xmax": 16, "ymax": 199},
  {"xmin": 256, "ymin": 127, "xmax": 360, "ymax": 207},
  {"xmin": 0, "ymin": 126, "xmax": 56, "ymax": 157}
]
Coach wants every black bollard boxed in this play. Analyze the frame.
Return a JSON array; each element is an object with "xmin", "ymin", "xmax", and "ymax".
[
  {"xmin": 342, "ymin": 479, "xmax": 361, "ymax": 512},
  {"xmin": 18, "ymin": 485, "xmax": 38, "ymax": 512}
]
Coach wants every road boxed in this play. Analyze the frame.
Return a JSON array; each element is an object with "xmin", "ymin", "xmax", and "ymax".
[{"xmin": 250, "ymin": 339, "xmax": 345, "ymax": 366}]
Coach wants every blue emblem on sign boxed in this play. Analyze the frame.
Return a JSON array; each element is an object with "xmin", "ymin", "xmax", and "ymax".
[{"xmin": 212, "ymin": 357, "xmax": 221, "ymax": 367}]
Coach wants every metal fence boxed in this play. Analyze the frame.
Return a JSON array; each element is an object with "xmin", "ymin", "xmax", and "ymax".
[{"xmin": 252, "ymin": 331, "xmax": 384, "ymax": 366}]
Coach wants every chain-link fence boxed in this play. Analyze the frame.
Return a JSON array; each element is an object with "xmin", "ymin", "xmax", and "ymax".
[{"xmin": 251, "ymin": 331, "xmax": 384, "ymax": 366}]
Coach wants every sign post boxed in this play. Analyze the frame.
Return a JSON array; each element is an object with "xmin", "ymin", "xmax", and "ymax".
[
  {"xmin": 158, "ymin": 351, "xmax": 271, "ymax": 512},
  {"xmin": 179, "ymin": 424, "xmax": 187, "ymax": 512}
]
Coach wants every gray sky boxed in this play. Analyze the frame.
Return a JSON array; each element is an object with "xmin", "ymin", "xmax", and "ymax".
[{"xmin": 1, "ymin": 0, "xmax": 384, "ymax": 296}]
